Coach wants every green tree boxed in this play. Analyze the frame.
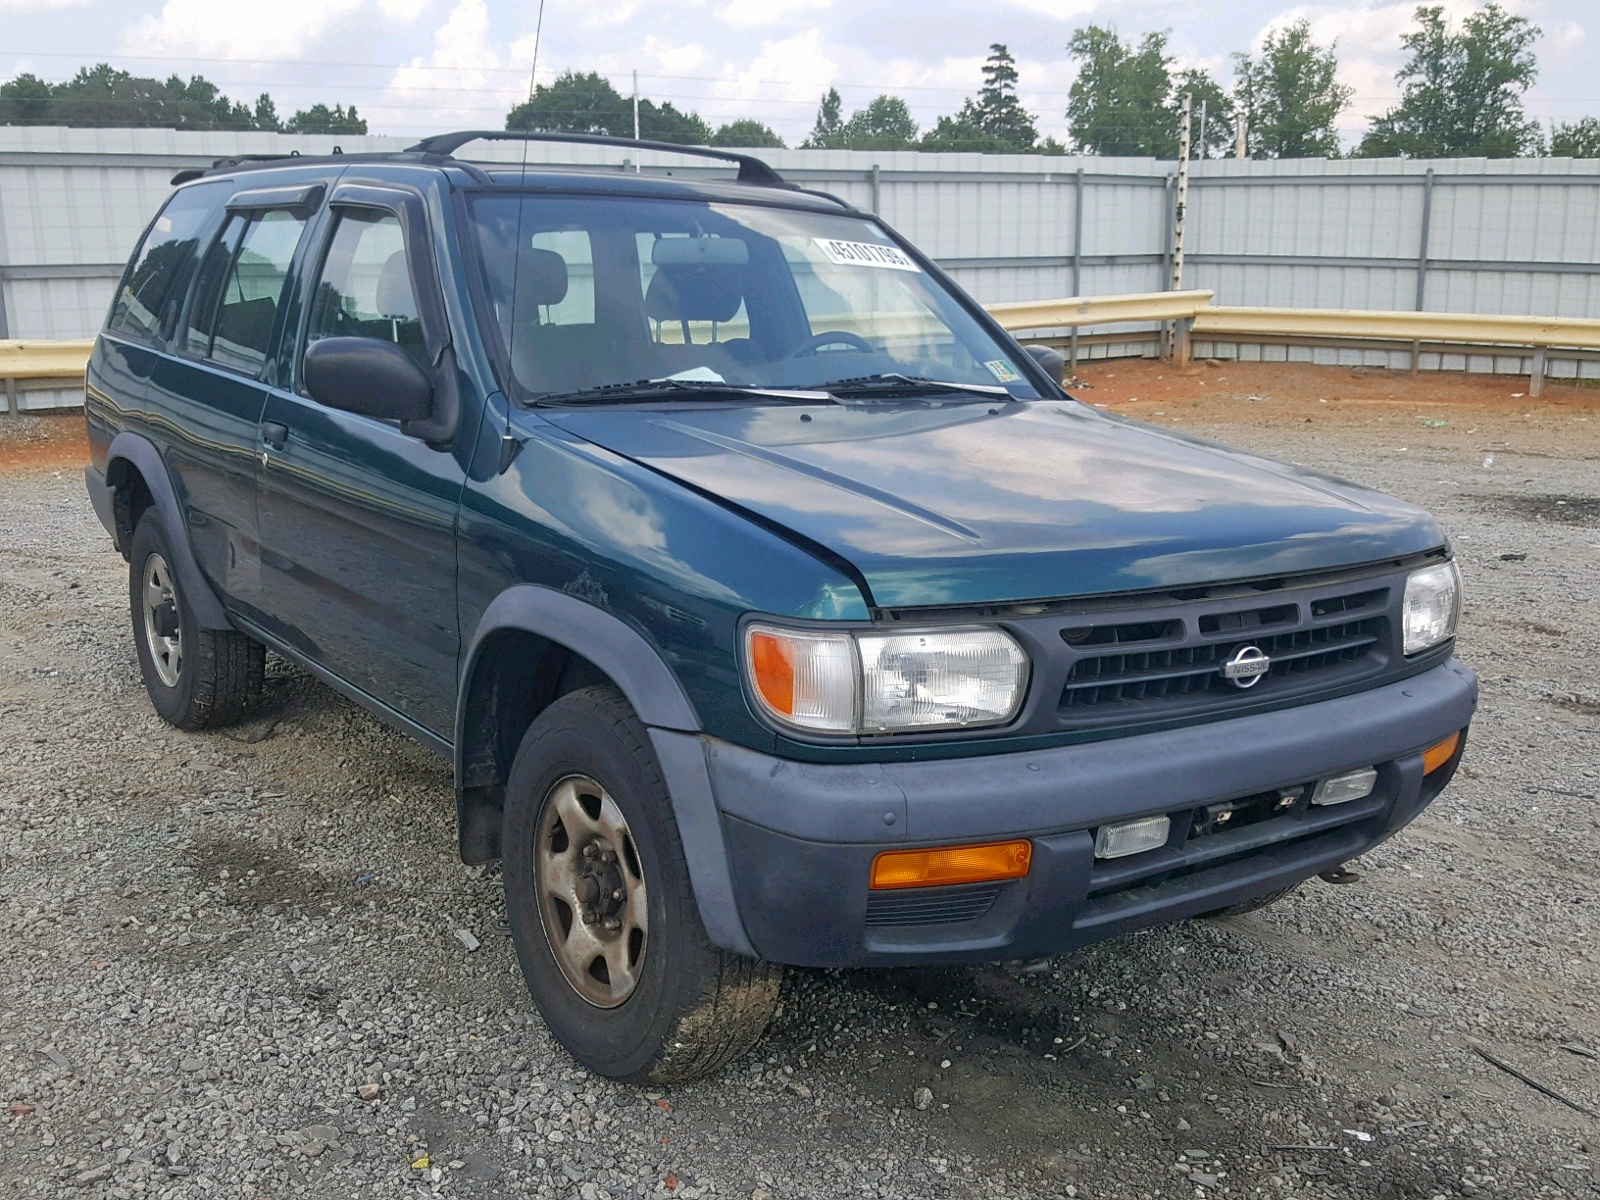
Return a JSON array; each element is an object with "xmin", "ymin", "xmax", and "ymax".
[
  {"xmin": 710, "ymin": 119, "xmax": 785, "ymax": 148},
  {"xmin": 1232, "ymin": 20, "xmax": 1350, "ymax": 158},
  {"xmin": 252, "ymin": 93, "xmax": 282, "ymax": 132},
  {"xmin": 507, "ymin": 70, "xmax": 631, "ymax": 136},
  {"xmin": 839, "ymin": 95, "xmax": 919, "ymax": 150},
  {"xmin": 1174, "ymin": 68, "xmax": 1235, "ymax": 158},
  {"xmin": 920, "ymin": 43, "xmax": 1042, "ymax": 153},
  {"xmin": 285, "ymin": 103, "xmax": 366, "ymax": 135},
  {"xmin": 504, "ymin": 71, "xmax": 711, "ymax": 145},
  {"xmin": 1065, "ymin": 27, "xmax": 1178, "ymax": 156},
  {"xmin": 1357, "ymin": 3, "xmax": 1542, "ymax": 158},
  {"xmin": 1550, "ymin": 116, "xmax": 1600, "ymax": 158},
  {"xmin": 0, "ymin": 73, "xmax": 53, "ymax": 124},
  {"xmin": 802, "ymin": 87, "xmax": 846, "ymax": 149},
  {"xmin": 637, "ymin": 99, "xmax": 712, "ymax": 145},
  {"xmin": 0, "ymin": 63, "xmax": 368, "ymax": 133}
]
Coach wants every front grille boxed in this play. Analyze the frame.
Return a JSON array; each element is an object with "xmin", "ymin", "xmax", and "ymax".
[
  {"xmin": 1044, "ymin": 575, "xmax": 1403, "ymax": 728},
  {"xmin": 870, "ymin": 558, "xmax": 1446, "ymax": 741},
  {"xmin": 1063, "ymin": 616, "xmax": 1383, "ymax": 708},
  {"xmin": 864, "ymin": 884, "xmax": 1001, "ymax": 928}
]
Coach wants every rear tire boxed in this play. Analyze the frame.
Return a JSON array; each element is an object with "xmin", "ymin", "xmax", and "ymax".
[
  {"xmin": 129, "ymin": 513, "xmax": 263, "ymax": 731},
  {"xmin": 1199, "ymin": 883, "xmax": 1300, "ymax": 918},
  {"xmin": 502, "ymin": 686, "xmax": 781, "ymax": 1083}
]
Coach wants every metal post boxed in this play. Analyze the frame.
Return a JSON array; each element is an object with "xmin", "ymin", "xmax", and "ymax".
[
  {"xmin": 1165, "ymin": 93, "xmax": 1192, "ymax": 361},
  {"xmin": 1412, "ymin": 168, "xmax": 1434, "ymax": 371},
  {"xmin": 1160, "ymin": 174, "xmax": 1175, "ymax": 357},
  {"xmin": 1069, "ymin": 165, "xmax": 1085, "ymax": 378},
  {"xmin": 1235, "ymin": 111, "xmax": 1247, "ymax": 159},
  {"xmin": 869, "ymin": 164, "xmax": 881, "ymax": 214},
  {"xmin": 1197, "ymin": 99, "xmax": 1206, "ymax": 160},
  {"xmin": 1530, "ymin": 346, "xmax": 1546, "ymax": 397},
  {"xmin": 632, "ymin": 71, "xmax": 641, "ymax": 172},
  {"xmin": 1414, "ymin": 168, "xmax": 1434, "ymax": 310}
]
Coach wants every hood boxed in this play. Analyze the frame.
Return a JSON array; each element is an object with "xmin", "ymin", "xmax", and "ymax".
[{"xmin": 540, "ymin": 400, "xmax": 1445, "ymax": 609}]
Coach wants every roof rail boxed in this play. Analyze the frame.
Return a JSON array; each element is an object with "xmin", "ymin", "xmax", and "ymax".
[
  {"xmin": 405, "ymin": 130, "xmax": 790, "ymax": 188},
  {"xmin": 170, "ymin": 147, "xmax": 350, "ymax": 186}
]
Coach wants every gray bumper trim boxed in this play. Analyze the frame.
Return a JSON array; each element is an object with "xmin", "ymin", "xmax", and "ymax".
[{"xmin": 705, "ymin": 659, "xmax": 1477, "ymax": 845}]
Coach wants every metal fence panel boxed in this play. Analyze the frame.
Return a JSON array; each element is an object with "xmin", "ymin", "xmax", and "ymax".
[{"xmin": 4, "ymin": 127, "xmax": 1600, "ymax": 408}]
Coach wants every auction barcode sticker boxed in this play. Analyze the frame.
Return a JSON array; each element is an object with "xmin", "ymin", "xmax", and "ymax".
[{"xmin": 814, "ymin": 238, "xmax": 922, "ymax": 271}]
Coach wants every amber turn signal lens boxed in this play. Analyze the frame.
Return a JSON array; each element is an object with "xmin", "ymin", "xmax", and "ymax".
[
  {"xmin": 870, "ymin": 840, "xmax": 1033, "ymax": 891},
  {"xmin": 1422, "ymin": 731, "xmax": 1461, "ymax": 774},
  {"xmin": 747, "ymin": 629, "xmax": 795, "ymax": 716}
]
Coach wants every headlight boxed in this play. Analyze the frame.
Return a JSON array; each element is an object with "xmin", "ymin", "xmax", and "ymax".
[
  {"xmin": 1402, "ymin": 560, "xmax": 1461, "ymax": 655},
  {"xmin": 744, "ymin": 623, "xmax": 1028, "ymax": 735}
]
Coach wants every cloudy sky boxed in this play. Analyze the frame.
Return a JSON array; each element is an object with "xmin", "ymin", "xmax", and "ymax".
[{"xmin": 1, "ymin": 0, "xmax": 1594, "ymax": 147}]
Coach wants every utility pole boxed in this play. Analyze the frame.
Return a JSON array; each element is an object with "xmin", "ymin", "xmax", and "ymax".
[
  {"xmin": 1167, "ymin": 92, "xmax": 1192, "ymax": 365},
  {"xmin": 632, "ymin": 70, "xmax": 641, "ymax": 172},
  {"xmin": 1197, "ymin": 99, "xmax": 1206, "ymax": 160},
  {"xmin": 1235, "ymin": 110, "xmax": 1247, "ymax": 159}
]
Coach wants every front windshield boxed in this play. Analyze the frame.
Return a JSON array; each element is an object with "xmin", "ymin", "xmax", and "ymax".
[{"xmin": 467, "ymin": 193, "xmax": 1040, "ymax": 401}]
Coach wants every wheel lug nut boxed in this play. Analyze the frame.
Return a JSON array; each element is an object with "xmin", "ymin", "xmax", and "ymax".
[
  {"xmin": 603, "ymin": 916, "xmax": 621, "ymax": 931},
  {"xmin": 612, "ymin": 888, "xmax": 625, "ymax": 902},
  {"xmin": 581, "ymin": 844, "xmax": 597, "ymax": 859}
]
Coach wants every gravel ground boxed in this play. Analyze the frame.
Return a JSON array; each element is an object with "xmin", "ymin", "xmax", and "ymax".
[{"xmin": 2, "ymin": 368, "xmax": 1598, "ymax": 1200}]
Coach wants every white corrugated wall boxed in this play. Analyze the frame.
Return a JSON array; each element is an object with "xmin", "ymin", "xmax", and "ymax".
[{"xmin": 3, "ymin": 127, "xmax": 1599, "ymax": 407}]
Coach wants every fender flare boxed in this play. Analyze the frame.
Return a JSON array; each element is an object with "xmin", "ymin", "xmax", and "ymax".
[
  {"xmin": 104, "ymin": 431, "xmax": 231, "ymax": 630},
  {"xmin": 456, "ymin": 585, "xmax": 755, "ymax": 956}
]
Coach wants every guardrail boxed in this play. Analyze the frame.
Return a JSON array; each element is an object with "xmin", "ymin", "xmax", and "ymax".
[
  {"xmin": 6, "ymin": 295, "xmax": 1600, "ymax": 410},
  {"xmin": 0, "ymin": 339, "xmax": 92, "ymax": 413},
  {"xmin": 992, "ymin": 295, "xmax": 1600, "ymax": 396}
]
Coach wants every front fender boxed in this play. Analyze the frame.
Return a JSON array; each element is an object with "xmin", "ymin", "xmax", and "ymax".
[
  {"xmin": 456, "ymin": 585, "xmax": 755, "ymax": 955},
  {"xmin": 103, "ymin": 430, "xmax": 231, "ymax": 630}
]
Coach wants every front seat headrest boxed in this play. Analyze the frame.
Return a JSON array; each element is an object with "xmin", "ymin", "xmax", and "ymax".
[
  {"xmin": 645, "ymin": 264, "xmax": 743, "ymax": 325},
  {"xmin": 514, "ymin": 248, "xmax": 570, "ymax": 317}
]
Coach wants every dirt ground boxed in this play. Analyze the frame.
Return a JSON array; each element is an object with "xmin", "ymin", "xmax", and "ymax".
[{"xmin": 2, "ymin": 362, "xmax": 1598, "ymax": 1199}]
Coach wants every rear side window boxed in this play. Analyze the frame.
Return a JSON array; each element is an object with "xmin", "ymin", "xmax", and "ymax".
[
  {"xmin": 107, "ymin": 182, "xmax": 229, "ymax": 343},
  {"xmin": 183, "ymin": 209, "xmax": 307, "ymax": 376},
  {"xmin": 304, "ymin": 210, "xmax": 427, "ymax": 371}
]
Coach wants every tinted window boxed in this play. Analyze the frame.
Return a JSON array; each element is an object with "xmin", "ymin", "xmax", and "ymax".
[
  {"xmin": 183, "ymin": 209, "xmax": 306, "ymax": 375},
  {"xmin": 304, "ymin": 210, "xmax": 426, "ymax": 371},
  {"xmin": 108, "ymin": 181, "xmax": 230, "ymax": 343}
]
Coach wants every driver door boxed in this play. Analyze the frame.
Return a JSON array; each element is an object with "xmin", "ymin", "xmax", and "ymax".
[{"xmin": 254, "ymin": 189, "xmax": 466, "ymax": 738}]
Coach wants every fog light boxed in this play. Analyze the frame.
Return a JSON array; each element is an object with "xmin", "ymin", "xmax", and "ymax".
[
  {"xmin": 1311, "ymin": 767, "xmax": 1378, "ymax": 807},
  {"xmin": 1094, "ymin": 815, "xmax": 1170, "ymax": 860}
]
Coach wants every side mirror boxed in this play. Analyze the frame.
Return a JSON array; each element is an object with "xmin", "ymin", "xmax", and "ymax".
[
  {"xmin": 304, "ymin": 337, "xmax": 433, "ymax": 423},
  {"xmin": 1023, "ymin": 344, "xmax": 1066, "ymax": 386}
]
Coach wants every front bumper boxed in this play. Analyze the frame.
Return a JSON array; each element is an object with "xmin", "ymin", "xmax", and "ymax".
[{"xmin": 685, "ymin": 658, "xmax": 1476, "ymax": 967}]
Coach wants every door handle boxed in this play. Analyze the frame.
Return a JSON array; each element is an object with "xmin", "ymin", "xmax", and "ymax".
[{"xmin": 261, "ymin": 422, "xmax": 289, "ymax": 452}]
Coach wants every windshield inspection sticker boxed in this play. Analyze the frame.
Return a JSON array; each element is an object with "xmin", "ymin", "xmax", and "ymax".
[
  {"xmin": 984, "ymin": 360, "xmax": 1022, "ymax": 383},
  {"xmin": 814, "ymin": 238, "xmax": 922, "ymax": 271}
]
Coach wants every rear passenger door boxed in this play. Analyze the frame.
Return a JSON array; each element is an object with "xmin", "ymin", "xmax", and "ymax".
[
  {"xmin": 146, "ymin": 185, "xmax": 320, "ymax": 617},
  {"xmin": 254, "ymin": 185, "xmax": 466, "ymax": 738}
]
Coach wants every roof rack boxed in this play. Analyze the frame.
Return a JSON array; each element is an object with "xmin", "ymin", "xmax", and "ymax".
[
  {"xmin": 405, "ymin": 130, "xmax": 790, "ymax": 188},
  {"xmin": 172, "ymin": 147, "xmax": 374, "ymax": 186}
]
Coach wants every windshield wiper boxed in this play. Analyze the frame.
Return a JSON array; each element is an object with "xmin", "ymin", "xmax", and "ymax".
[
  {"xmin": 820, "ymin": 373, "xmax": 1014, "ymax": 400},
  {"xmin": 531, "ymin": 379, "xmax": 834, "ymax": 406}
]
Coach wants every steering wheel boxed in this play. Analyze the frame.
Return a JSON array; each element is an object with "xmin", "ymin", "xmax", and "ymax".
[{"xmin": 787, "ymin": 330, "xmax": 875, "ymax": 358}]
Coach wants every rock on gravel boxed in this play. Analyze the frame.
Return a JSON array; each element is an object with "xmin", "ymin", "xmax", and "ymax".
[{"xmin": 2, "ymin": 391, "xmax": 1598, "ymax": 1199}]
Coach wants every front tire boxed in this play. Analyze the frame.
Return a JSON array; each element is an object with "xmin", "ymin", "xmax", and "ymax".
[
  {"xmin": 129, "ymin": 513, "xmax": 263, "ymax": 730},
  {"xmin": 503, "ymin": 686, "xmax": 781, "ymax": 1083}
]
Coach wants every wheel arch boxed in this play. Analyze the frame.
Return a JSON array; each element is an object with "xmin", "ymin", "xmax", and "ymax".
[
  {"xmin": 104, "ymin": 431, "xmax": 230, "ymax": 629},
  {"xmin": 454, "ymin": 585, "xmax": 700, "ymax": 861},
  {"xmin": 453, "ymin": 586, "xmax": 755, "ymax": 956}
]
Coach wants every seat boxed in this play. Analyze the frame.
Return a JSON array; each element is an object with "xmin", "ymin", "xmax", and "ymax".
[
  {"xmin": 371, "ymin": 250, "xmax": 428, "ymax": 366},
  {"xmin": 643, "ymin": 264, "xmax": 759, "ymax": 377},
  {"xmin": 509, "ymin": 249, "xmax": 619, "ymax": 393}
]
